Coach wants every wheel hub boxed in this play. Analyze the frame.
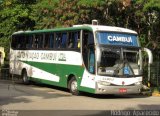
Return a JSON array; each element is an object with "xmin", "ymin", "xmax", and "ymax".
[{"xmin": 71, "ymin": 81, "xmax": 77, "ymax": 92}]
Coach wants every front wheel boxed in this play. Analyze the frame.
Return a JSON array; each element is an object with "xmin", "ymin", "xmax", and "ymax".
[
  {"xmin": 21, "ymin": 70, "xmax": 29, "ymax": 84},
  {"xmin": 69, "ymin": 77, "xmax": 79, "ymax": 95}
]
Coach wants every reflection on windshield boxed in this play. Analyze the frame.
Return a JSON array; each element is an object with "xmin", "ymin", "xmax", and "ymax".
[
  {"xmin": 100, "ymin": 50, "xmax": 120, "ymax": 67},
  {"xmin": 98, "ymin": 48, "xmax": 142, "ymax": 77}
]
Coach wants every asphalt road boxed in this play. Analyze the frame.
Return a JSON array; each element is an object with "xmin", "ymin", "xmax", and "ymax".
[{"xmin": 0, "ymin": 80, "xmax": 160, "ymax": 116}]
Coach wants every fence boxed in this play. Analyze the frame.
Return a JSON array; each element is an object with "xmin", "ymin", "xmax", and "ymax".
[
  {"xmin": 0, "ymin": 67, "xmax": 10, "ymax": 80},
  {"xmin": 150, "ymin": 62, "xmax": 160, "ymax": 87}
]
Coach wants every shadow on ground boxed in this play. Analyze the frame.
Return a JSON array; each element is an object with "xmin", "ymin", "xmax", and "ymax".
[{"xmin": 0, "ymin": 79, "xmax": 71, "ymax": 106}]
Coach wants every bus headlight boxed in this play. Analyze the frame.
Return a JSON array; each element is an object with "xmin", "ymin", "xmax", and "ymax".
[{"xmin": 99, "ymin": 81, "xmax": 111, "ymax": 86}]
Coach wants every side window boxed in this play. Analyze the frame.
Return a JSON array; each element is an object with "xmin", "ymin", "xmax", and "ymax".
[
  {"xmin": 68, "ymin": 31, "xmax": 80, "ymax": 49},
  {"xmin": 25, "ymin": 35, "xmax": 33, "ymax": 49},
  {"xmin": 21, "ymin": 37, "xmax": 26, "ymax": 49},
  {"xmin": 13, "ymin": 35, "xmax": 25, "ymax": 49},
  {"xmin": 44, "ymin": 33, "xmax": 54, "ymax": 49},
  {"xmin": 30, "ymin": 35, "xmax": 34, "ymax": 49},
  {"xmin": 55, "ymin": 33, "xmax": 61, "ymax": 48},
  {"xmin": 34, "ymin": 34, "xmax": 43, "ymax": 49},
  {"xmin": 61, "ymin": 33, "xmax": 67, "ymax": 48},
  {"xmin": 49, "ymin": 34, "xmax": 54, "ymax": 48},
  {"xmin": 33, "ymin": 35, "xmax": 38, "ymax": 48},
  {"xmin": 88, "ymin": 32, "xmax": 94, "ymax": 45},
  {"xmin": 74, "ymin": 31, "xmax": 80, "ymax": 48},
  {"xmin": 83, "ymin": 31, "xmax": 94, "ymax": 46},
  {"xmin": 68, "ymin": 32, "xmax": 74, "ymax": 48},
  {"xmin": 55, "ymin": 32, "xmax": 67, "ymax": 49},
  {"xmin": 11, "ymin": 36, "xmax": 18, "ymax": 49},
  {"xmin": 38, "ymin": 35, "xmax": 44, "ymax": 49}
]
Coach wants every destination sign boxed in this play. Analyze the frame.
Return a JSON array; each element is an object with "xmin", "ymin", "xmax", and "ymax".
[{"xmin": 97, "ymin": 32, "xmax": 139, "ymax": 47}]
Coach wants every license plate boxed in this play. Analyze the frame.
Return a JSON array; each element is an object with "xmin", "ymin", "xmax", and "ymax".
[{"xmin": 119, "ymin": 88, "xmax": 127, "ymax": 93}]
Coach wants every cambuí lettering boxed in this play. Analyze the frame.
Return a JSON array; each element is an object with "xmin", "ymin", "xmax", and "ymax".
[{"xmin": 108, "ymin": 36, "xmax": 132, "ymax": 43}]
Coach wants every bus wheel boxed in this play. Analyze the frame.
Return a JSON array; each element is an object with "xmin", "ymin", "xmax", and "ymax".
[
  {"xmin": 69, "ymin": 77, "xmax": 79, "ymax": 95},
  {"xmin": 22, "ymin": 70, "xmax": 29, "ymax": 84}
]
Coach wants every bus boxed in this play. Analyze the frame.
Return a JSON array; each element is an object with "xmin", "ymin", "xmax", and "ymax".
[{"xmin": 10, "ymin": 21, "xmax": 153, "ymax": 95}]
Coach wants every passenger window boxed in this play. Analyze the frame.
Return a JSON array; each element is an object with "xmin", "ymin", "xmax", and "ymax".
[
  {"xmin": 34, "ymin": 34, "xmax": 43, "ymax": 49},
  {"xmin": 55, "ymin": 32, "xmax": 67, "ymax": 49},
  {"xmin": 11, "ymin": 36, "xmax": 18, "ymax": 49},
  {"xmin": 61, "ymin": 33, "xmax": 67, "ymax": 48},
  {"xmin": 44, "ymin": 34, "xmax": 50, "ymax": 48},
  {"xmin": 55, "ymin": 33, "xmax": 61, "ymax": 48},
  {"xmin": 68, "ymin": 32, "xmax": 74, "ymax": 48},
  {"xmin": 49, "ymin": 34, "xmax": 54, "ymax": 48},
  {"xmin": 25, "ymin": 35, "xmax": 33, "ymax": 49},
  {"xmin": 68, "ymin": 31, "xmax": 80, "ymax": 49},
  {"xmin": 44, "ymin": 34, "xmax": 54, "ymax": 49},
  {"xmin": 74, "ymin": 32, "xmax": 80, "ymax": 48},
  {"xmin": 14, "ymin": 35, "xmax": 25, "ymax": 49}
]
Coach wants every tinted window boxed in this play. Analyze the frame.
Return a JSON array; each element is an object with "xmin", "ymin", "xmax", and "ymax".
[
  {"xmin": 11, "ymin": 35, "xmax": 25, "ymax": 49},
  {"xmin": 25, "ymin": 35, "xmax": 33, "ymax": 49},
  {"xmin": 44, "ymin": 33, "xmax": 54, "ymax": 49},
  {"xmin": 34, "ymin": 34, "xmax": 43, "ymax": 49},
  {"xmin": 68, "ymin": 31, "xmax": 80, "ymax": 49}
]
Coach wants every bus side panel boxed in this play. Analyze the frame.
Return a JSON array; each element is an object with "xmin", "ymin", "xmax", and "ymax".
[
  {"xmin": 56, "ymin": 64, "xmax": 84, "ymax": 88},
  {"xmin": 9, "ymin": 49, "xmax": 16, "ymax": 74},
  {"xmin": 23, "ymin": 61, "xmax": 59, "ymax": 83},
  {"xmin": 10, "ymin": 50, "xmax": 24, "ymax": 76},
  {"xmin": 21, "ymin": 60, "xmax": 83, "ymax": 88},
  {"xmin": 79, "ymin": 70, "xmax": 96, "ymax": 94}
]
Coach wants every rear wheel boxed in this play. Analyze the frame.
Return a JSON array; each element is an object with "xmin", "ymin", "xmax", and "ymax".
[
  {"xmin": 69, "ymin": 77, "xmax": 79, "ymax": 95},
  {"xmin": 21, "ymin": 70, "xmax": 29, "ymax": 84}
]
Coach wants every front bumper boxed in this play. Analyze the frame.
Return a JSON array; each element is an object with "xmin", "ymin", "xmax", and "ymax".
[{"xmin": 95, "ymin": 82, "xmax": 142, "ymax": 94}]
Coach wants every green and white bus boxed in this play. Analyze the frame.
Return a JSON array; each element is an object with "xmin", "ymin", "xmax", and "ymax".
[{"xmin": 10, "ymin": 21, "xmax": 153, "ymax": 95}]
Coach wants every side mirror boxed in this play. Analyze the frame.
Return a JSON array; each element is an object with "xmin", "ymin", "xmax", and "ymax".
[
  {"xmin": 143, "ymin": 48, "xmax": 153, "ymax": 64},
  {"xmin": 142, "ymin": 47, "xmax": 153, "ymax": 87}
]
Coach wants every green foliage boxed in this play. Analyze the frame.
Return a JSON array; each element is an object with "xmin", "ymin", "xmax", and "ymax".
[
  {"xmin": 133, "ymin": 0, "xmax": 160, "ymax": 49},
  {"xmin": 33, "ymin": 0, "xmax": 101, "ymax": 28},
  {"xmin": 0, "ymin": 0, "xmax": 35, "ymax": 57},
  {"xmin": 143, "ymin": 0, "xmax": 160, "ymax": 11}
]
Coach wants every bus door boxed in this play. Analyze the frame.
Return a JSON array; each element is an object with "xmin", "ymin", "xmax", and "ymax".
[
  {"xmin": 82, "ymin": 30, "xmax": 95, "ymax": 74},
  {"xmin": 88, "ymin": 47, "xmax": 95, "ymax": 74}
]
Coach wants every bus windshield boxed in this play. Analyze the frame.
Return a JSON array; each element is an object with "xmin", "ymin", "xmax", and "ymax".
[
  {"xmin": 97, "ymin": 47, "xmax": 142, "ymax": 77},
  {"xmin": 96, "ymin": 31, "xmax": 142, "ymax": 77}
]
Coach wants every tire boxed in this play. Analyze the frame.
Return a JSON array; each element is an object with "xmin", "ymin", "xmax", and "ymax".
[
  {"xmin": 21, "ymin": 70, "xmax": 29, "ymax": 84},
  {"xmin": 69, "ymin": 77, "xmax": 79, "ymax": 95}
]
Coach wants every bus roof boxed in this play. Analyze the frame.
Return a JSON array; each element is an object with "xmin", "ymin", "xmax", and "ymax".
[
  {"xmin": 12, "ymin": 24, "xmax": 137, "ymax": 35},
  {"xmin": 73, "ymin": 25, "xmax": 137, "ymax": 34},
  {"xmin": 12, "ymin": 26, "xmax": 92, "ymax": 35}
]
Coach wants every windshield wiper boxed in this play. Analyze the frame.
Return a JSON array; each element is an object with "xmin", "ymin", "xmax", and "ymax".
[
  {"xmin": 124, "ymin": 59, "xmax": 135, "ymax": 76},
  {"xmin": 113, "ymin": 60, "xmax": 124, "ymax": 76},
  {"xmin": 113, "ymin": 59, "xmax": 135, "ymax": 76}
]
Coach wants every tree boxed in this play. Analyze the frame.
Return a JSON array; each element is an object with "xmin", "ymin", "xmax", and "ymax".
[
  {"xmin": 143, "ymin": 0, "xmax": 160, "ymax": 49},
  {"xmin": 33, "ymin": 0, "xmax": 106, "ymax": 28},
  {"xmin": 0, "ymin": 0, "xmax": 35, "ymax": 58}
]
